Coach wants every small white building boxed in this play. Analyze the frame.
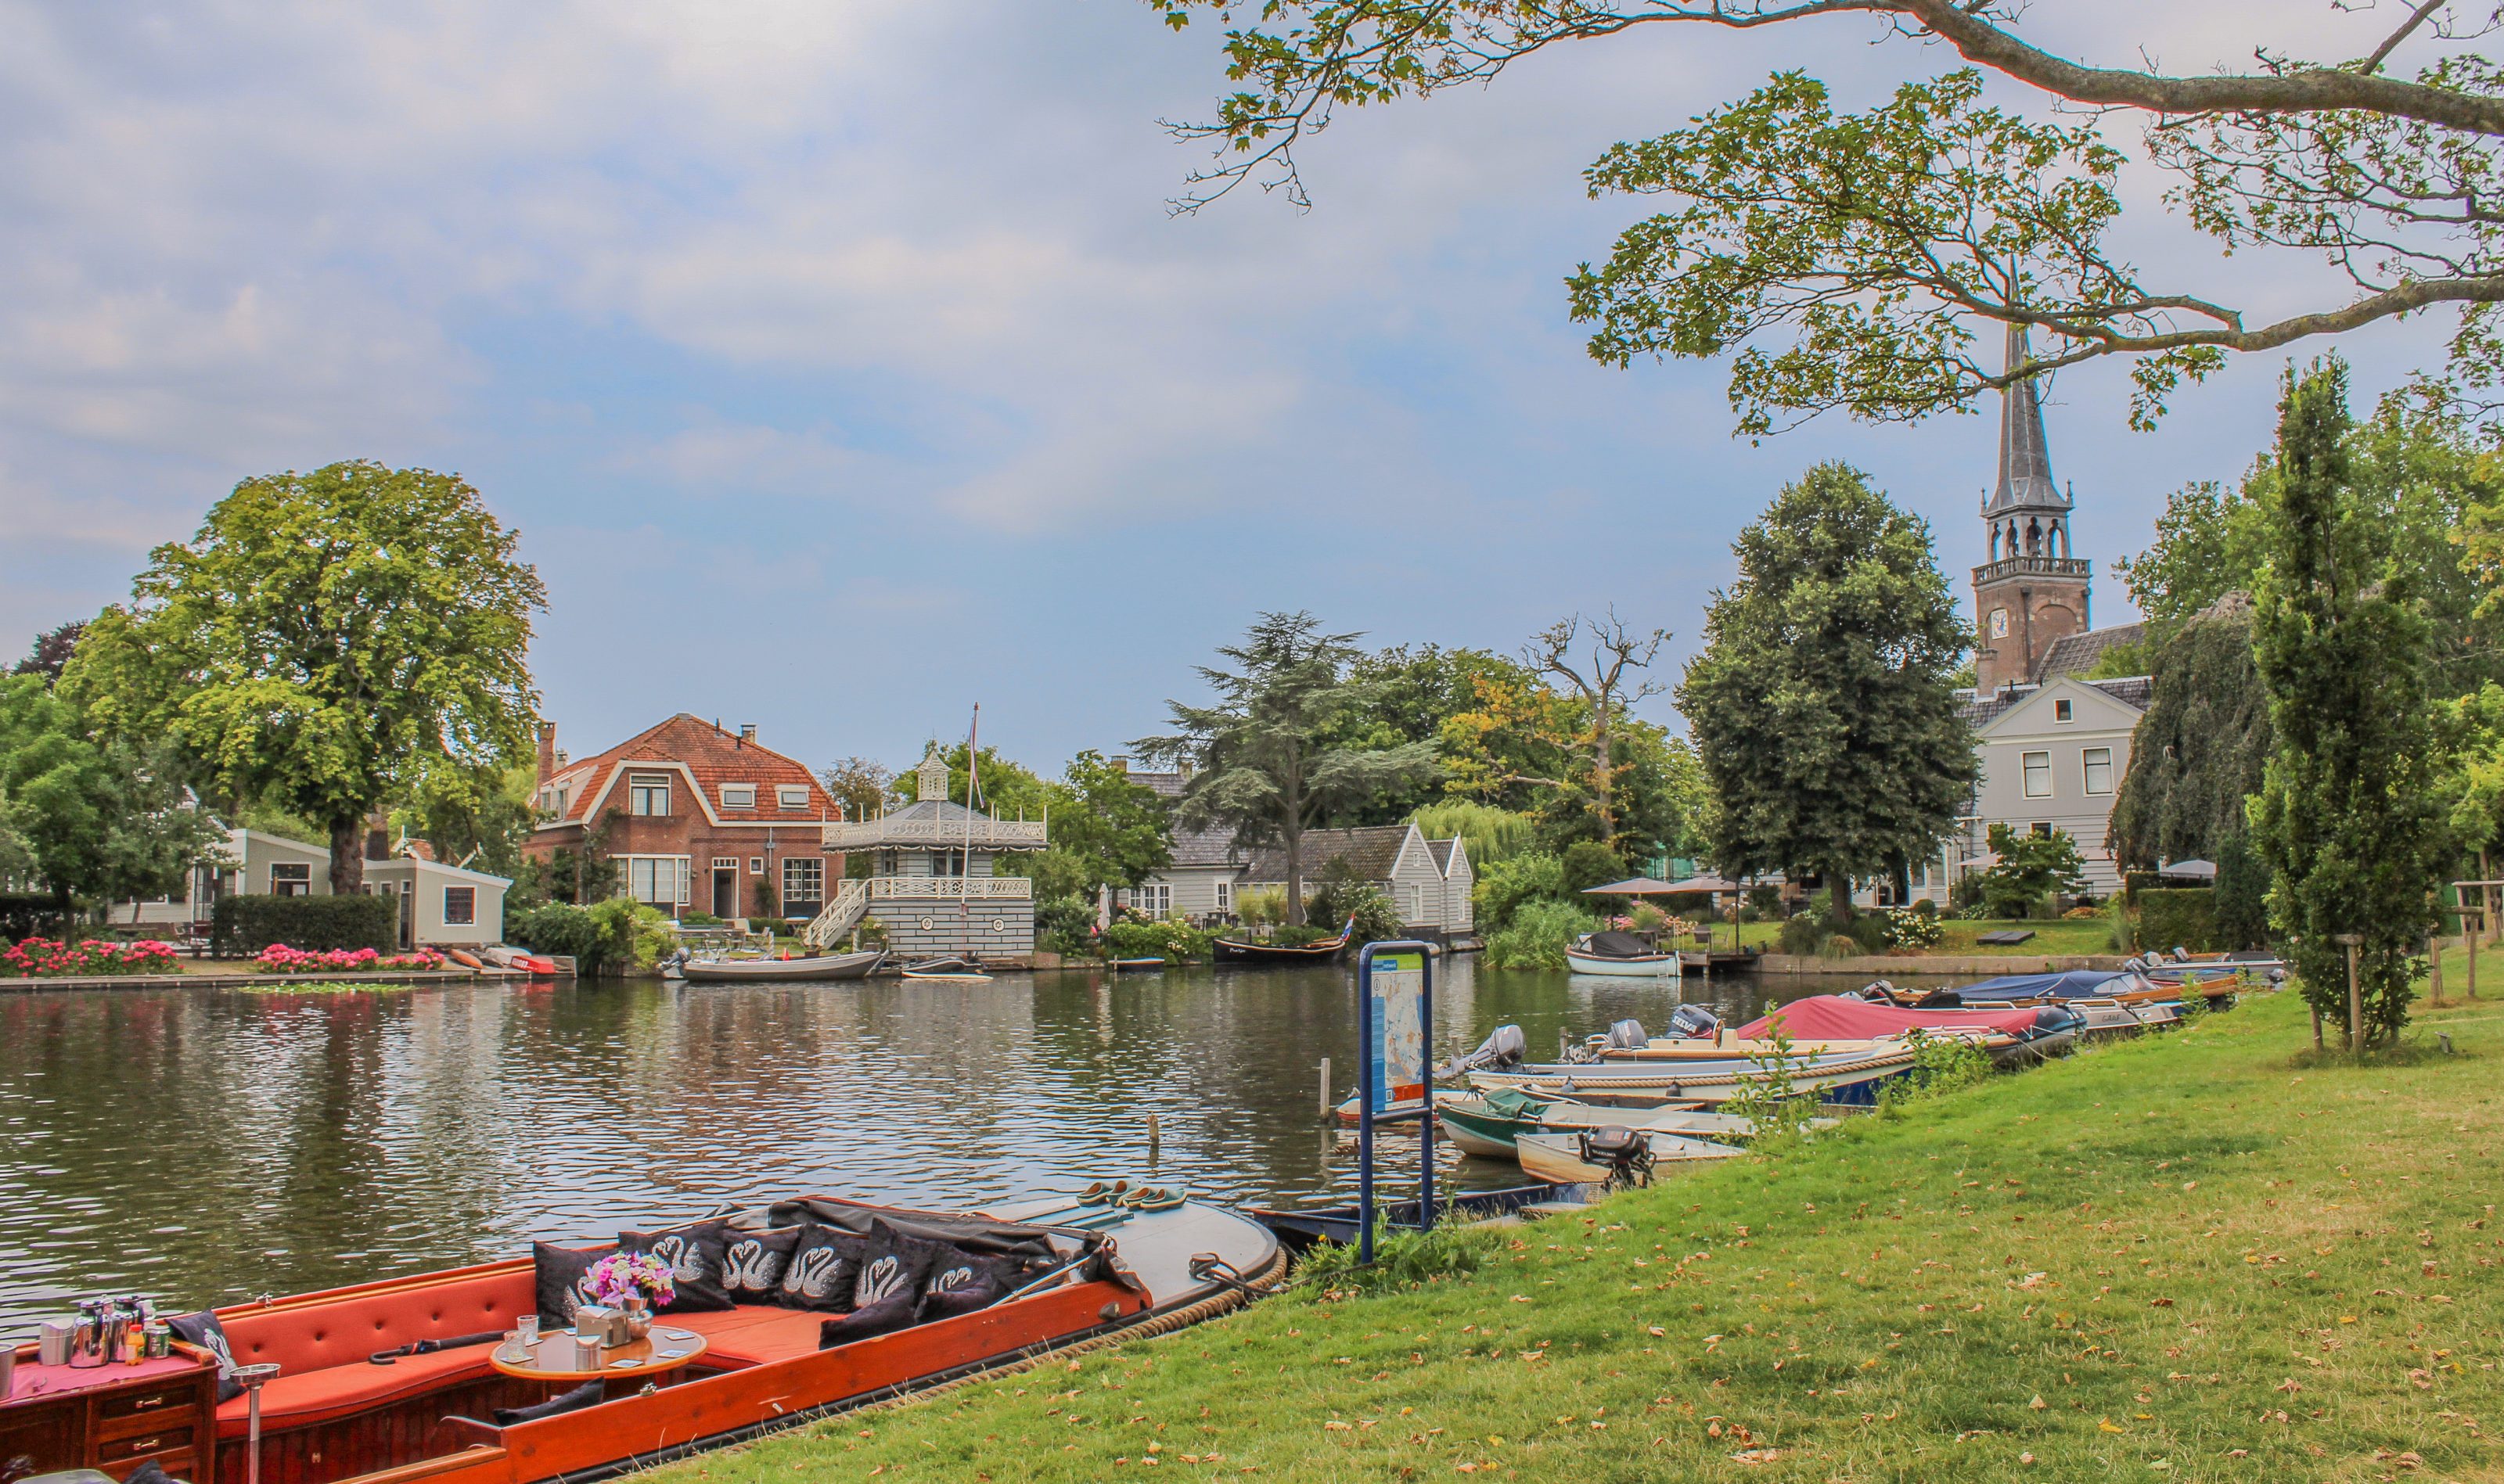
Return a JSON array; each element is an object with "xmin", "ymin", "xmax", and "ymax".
[
  {"xmin": 1950, "ymin": 673, "xmax": 2150, "ymax": 898},
  {"xmin": 1242, "ymin": 823, "xmax": 1474, "ymax": 937},
  {"xmin": 362, "ymin": 857, "xmax": 511, "ymax": 947}
]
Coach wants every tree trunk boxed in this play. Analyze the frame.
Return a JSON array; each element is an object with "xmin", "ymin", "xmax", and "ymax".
[
  {"xmin": 329, "ymin": 817, "xmax": 368, "ymax": 895},
  {"xmin": 1284, "ymin": 823, "xmax": 1305, "ymax": 927},
  {"xmin": 1828, "ymin": 864, "xmax": 1853, "ymax": 925},
  {"xmin": 1591, "ymin": 713, "xmax": 1614, "ymax": 846}
]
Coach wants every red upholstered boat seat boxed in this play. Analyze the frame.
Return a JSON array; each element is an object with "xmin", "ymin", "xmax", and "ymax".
[
  {"xmin": 212, "ymin": 1269, "xmax": 536, "ymax": 1436},
  {"xmin": 213, "ymin": 1345, "xmax": 495, "ymax": 1438},
  {"xmin": 668, "ymin": 1306, "xmax": 829, "ymax": 1367}
]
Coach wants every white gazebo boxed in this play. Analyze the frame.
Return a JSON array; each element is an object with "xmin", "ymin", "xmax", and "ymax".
[{"xmin": 802, "ymin": 745, "xmax": 1049, "ymax": 961}]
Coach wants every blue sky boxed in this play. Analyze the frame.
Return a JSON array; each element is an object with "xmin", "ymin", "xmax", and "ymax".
[{"xmin": 0, "ymin": 2, "xmax": 2463, "ymax": 777}]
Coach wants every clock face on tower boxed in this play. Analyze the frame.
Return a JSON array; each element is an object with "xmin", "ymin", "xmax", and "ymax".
[{"xmin": 1989, "ymin": 608, "xmax": 2010, "ymax": 639}]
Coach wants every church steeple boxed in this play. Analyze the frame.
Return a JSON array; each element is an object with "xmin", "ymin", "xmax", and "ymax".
[{"xmin": 1970, "ymin": 322, "xmax": 2092, "ymax": 692}]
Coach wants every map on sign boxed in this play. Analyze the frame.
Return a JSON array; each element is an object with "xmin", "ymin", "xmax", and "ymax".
[{"xmin": 1367, "ymin": 950, "xmax": 1426, "ymax": 1112}]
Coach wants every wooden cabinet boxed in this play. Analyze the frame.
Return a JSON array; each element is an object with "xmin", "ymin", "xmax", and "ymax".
[{"xmin": 1, "ymin": 1349, "xmax": 218, "ymax": 1484}]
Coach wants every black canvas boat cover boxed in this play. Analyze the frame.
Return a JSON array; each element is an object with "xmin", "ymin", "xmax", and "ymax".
[
  {"xmin": 727, "ymin": 1195, "xmax": 1075, "ymax": 1264},
  {"xmin": 1584, "ymin": 931, "xmax": 1656, "ymax": 958}
]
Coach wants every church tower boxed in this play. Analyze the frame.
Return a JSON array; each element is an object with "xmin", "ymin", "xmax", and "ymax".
[{"xmin": 1971, "ymin": 324, "xmax": 2091, "ymax": 692}]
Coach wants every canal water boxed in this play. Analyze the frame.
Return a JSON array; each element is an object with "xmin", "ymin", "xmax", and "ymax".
[{"xmin": 0, "ymin": 961, "xmax": 1924, "ymax": 1335}]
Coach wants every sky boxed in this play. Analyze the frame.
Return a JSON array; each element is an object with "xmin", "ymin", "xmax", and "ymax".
[{"xmin": 0, "ymin": 2, "xmax": 2467, "ymax": 778}]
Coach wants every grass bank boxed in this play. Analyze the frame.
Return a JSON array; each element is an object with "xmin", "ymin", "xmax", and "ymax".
[
  {"xmin": 666, "ymin": 987, "xmax": 2501, "ymax": 1482},
  {"xmin": 1732, "ymin": 918, "xmax": 2118, "ymax": 957}
]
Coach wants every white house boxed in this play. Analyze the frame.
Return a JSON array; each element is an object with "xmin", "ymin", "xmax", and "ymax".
[
  {"xmin": 113, "ymin": 828, "xmax": 511, "ymax": 947},
  {"xmin": 1954, "ymin": 674, "xmax": 2150, "ymax": 897},
  {"xmin": 1243, "ymin": 823, "xmax": 1474, "ymax": 937},
  {"xmin": 363, "ymin": 856, "xmax": 513, "ymax": 948}
]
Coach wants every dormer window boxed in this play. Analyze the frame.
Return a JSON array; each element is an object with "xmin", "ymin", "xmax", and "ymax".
[
  {"xmin": 2053, "ymin": 699, "xmax": 2074, "ymax": 723},
  {"xmin": 778, "ymin": 785, "xmax": 809, "ymax": 810},
  {"xmin": 629, "ymin": 774, "xmax": 671, "ymax": 816},
  {"xmin": 721, "ymin": 784, "xmax": 757, "ymax": 810}
]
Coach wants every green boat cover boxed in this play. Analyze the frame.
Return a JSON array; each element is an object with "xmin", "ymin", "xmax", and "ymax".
[{"xmin": 1479, "ymin": 1087, "xmax": 1550, "ymax": 1119}]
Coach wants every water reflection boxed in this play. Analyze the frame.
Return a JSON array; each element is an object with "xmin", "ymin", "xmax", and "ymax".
[{"xmin": 0, "ymin": 961, "xmax": 1927, "ymax": 1332}]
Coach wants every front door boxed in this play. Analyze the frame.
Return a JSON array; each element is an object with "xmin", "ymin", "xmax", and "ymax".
[{"xmin": 713, "ymin": 866, "xmax": 737, "ymax": 918}]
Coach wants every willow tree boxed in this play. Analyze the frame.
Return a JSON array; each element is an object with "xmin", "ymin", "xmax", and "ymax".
[
  {"xmin": 1137, "ymin": 612, "xmax": 1441, "ymax": 925},
  {"xmin": 1679, "ymin": 463, "xmax": 1974, "ymax": 922},
  {"xmin": 1150, "ymin": 2, "xmax": 2504, "ymax": 430},
  {"xmin": 64, "ymin": 462, "xmax": 545, "ymax": 894},
  {"xmin": 2249, "ymin": 360, "xmax": 2447, "ymax": 1048}
]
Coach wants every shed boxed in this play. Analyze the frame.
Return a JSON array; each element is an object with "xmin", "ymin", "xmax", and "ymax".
[{"xmin": 362, "ymin": 857, "xmax": 512, "ymax": 947}]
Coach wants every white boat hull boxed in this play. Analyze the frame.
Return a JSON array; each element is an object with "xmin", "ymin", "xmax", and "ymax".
[
  {"xmin": 1513, "ymin": 1130, "xmax": 1743, "ymax": 1184},
  {"xmin": 1563, "ymin": 949, "xmax": 1682, "ymax": 977}
]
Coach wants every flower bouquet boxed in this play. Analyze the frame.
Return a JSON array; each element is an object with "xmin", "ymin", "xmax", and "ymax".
[{"xmin": 585, "ymin": 1251, "xmax": 675, "ymax": 1314}]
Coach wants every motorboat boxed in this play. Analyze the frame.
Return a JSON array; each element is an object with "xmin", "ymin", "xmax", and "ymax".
[
  {"xmin": 1735, "ymin": 995, "xmax": 2085, "ymax": 1065},
  {"xmin": 678, "ymin": 950, "xmax": 884, "ymax": 984},
  {"xmin": 1436, "ymin": 1089, "xmax": 1774, "ymax": 1160},
  {"xmin": 1512, "ymin": 1128, "xmax": 1745, "ymax": 1184}
]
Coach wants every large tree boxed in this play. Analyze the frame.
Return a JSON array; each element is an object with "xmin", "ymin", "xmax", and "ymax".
[
  {"xmin": 1136, "ymin": 612, "xmax": 1442, "ymax": 924},
  {"xmin": 0, "ymin": 675, "xmax": 223, "ymax": 913},
  {"xmin": 1046, "ymin": 749, "xmax": 1175, "ymax": 899},
  {"xmin": 1150, "ymin": 2, "xmax": 2504, "ymax": 430},
  {"xmin": 2250, "ymin": 359, "xmax": 2448, "ymax": 1049},
  {"xmin": 64, "ymin": 462, "xmax": 545, "ymax": 894},
  {"xmin": 1679, "ymin": 462, "xmax": 1976, "ymax": 921}
]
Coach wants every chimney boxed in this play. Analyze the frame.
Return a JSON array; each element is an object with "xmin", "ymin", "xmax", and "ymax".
[
  {"xmin": 739, "ymin": 723, "xmax": 757, "ymax": 746},
  {"xmin": 1111, "ymin": 756, "xmax": 1128, "ymax": 774},
  {"xmin": 536, "ymin": 720, "xmax": 557, "ymax": 786}
]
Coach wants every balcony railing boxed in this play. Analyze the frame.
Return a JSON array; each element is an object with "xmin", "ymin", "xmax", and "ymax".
[
  {"xmin": 1972, "ymin": 555, "xmax": 2092, "ymax": 584},
  {"xmin": 869, "ymin": 875, "xmax": 1033, "ymax": 901},
  {"xmin": 820, "ymin": 817, "xmax": 1049, "ymax": 851}
]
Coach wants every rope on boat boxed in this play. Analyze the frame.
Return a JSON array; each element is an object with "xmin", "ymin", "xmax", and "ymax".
[{"xmin": 846, "ymin": 1245, "xmax": 1291, "ymax": 1418}]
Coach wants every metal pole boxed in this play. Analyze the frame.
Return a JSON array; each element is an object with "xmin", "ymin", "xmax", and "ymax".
[
  {"xmin": 1357, "ymin": 951, "xmax": 1376, "ymax": 1267},
  {"xmin": 1419, "ymin": 945, "xmax": 1436, "ymax": 1234}
]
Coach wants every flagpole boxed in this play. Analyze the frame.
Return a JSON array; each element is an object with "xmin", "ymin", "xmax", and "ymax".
[{"xmin": 961, "ymin": 703, "xmax": 980, "ymax": 925}]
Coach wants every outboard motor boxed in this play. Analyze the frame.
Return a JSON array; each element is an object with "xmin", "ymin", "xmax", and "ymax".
[
  {"xmin": 2171, "ymin": 946, "xmax": 2193, "ymax": 962},
  {"xmin": 1577, "ymin": 1126, "xmax": 1656, "ymax": 1191},
  {"xmin": 1849, "ymin": 979, "xmax": 1894, "ymax": 1004},
  {"xmin": 1665, "ymin": 1004, "xmax": 1718, "ymax": 1040},
  {"xmin": 1605, "ymin": 1019, "xmax": 1649, "ymax": 1052},
  {"xmin": 1438, "ymin": 1024, "xmax": 1527, "ymax": 1078},
  {"xmin": 1914, "ymin": 987, "xmax": 1964, "ymax": 1008}
]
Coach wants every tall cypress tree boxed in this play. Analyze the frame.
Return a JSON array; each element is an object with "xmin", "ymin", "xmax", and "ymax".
[
  {"xmin": 1679, "ymin": 463, "xmax": 1976, "ymax": 922},
  {"xmin": 2249, "ymin": 360, "xmax": 2445, "ymax": 1047}
]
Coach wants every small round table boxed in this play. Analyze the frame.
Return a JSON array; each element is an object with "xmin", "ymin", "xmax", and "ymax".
[{"xmin": 490, "ymin": 1327, "xmax": 709, "ymax": 1392}]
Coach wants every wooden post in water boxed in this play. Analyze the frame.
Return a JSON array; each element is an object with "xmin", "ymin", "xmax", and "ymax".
[
  {"xmin": 1317, "ymin": 1058, "xmax": 1332, "ymax": 1123},
  {"xmin": 1146, "ymin": 1112, "xmax": 1160, "ymax": 1147}
]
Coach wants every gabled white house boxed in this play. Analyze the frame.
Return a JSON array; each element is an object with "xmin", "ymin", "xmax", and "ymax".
[
  {"xmin": 111, "ymin": 828, "xmax": 511, "ymax": 947},
  {"xmin": 1955, "ymin": 673, "xmax": 2150, "ymax": 896}
]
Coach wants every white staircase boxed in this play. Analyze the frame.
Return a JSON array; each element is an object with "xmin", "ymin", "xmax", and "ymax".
[{"xmin": 801, "ymin": 878, "xmax": 870, "ymax": 950}]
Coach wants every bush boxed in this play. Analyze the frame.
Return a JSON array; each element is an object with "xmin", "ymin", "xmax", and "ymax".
[
  {"xmin": 1485, "ymin": 899, "xmax": 1598, "ymax": 968},
  {"xmin": 1233, "ymin": 886, "xmax": 1288, "ymax": 928},
  {"xmin": 1816, "ymin": 932, "xmax": 1862, "ymax": 959},
  {"xmin": 212, "ymin": 893, "xmax": 396, "ymax": 957},
  {"xmin": 1630, "ymin": 902, "xmax": 1671, "ymax": 932},
  {"xmin": 1876, "ymin": 1029, "xmax": 1994, "ymax": 1114},
  {"xmin": 1776, "ymin": 913, "xmax": 1826, "ymax": 956},
  {"xmin": 1307, "ymin": 864, "xmax": 1407, "ymax": 947},
  {"xmin": 0, "ymin": 893, "xmax": 69, "ymax": 946},
  {"xmin": 1881, "ymin": 906, "xmax": 1942, "ymax": 950},
  {"xmin": 1034, "ymin": 895, "xmax": 1096, "ymax": 955},
  {"xmin": 2136, "ymin": 887, "xmax": 2218, "ymax": 954},
  {"xmin": 2, "ymin": 938, "xmax": 182, "ymax": 978},
  {"xmin": 255, "ymin": 944, "xmax": 444, "ymax": 974},
  {"xmin": 1740, "ymin": 886, "xmax": 1784, "ymax": 922},
  {"xmin": 1910, "ymin": 897, "xmax": 1938, "ymax": 920},
  {"xmin": 1473, "ymin": 851, "xmax": 1569, "ymax": 934},
  {"xmin": 1103, "ymin": 918, "xmax": 1214, "ymax": 962},
  {"xmin": 1842, "ymin": 911, "xmax": 1891, "ymax": 954},
  {"xmin": 1291, "ymin": 1221, "xmax": 1497, "ymax": 1298},
  {"xmin": 509, "ymin": 900, "xmax": 671, "ymax": 976},
  {"xmin": 1559, "ymin": 840, "xmax": 1629, "ymax": 895}
]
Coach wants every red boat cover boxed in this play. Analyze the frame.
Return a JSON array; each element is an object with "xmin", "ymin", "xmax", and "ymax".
[{"xmin": 1736, "ymin": 994, "xmax": 2045, "ymax": 1041}]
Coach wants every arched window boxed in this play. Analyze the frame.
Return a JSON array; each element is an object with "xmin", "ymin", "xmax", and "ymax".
[{"xmin": 2025, "ymin": 519, "xmax": 2042, "ymax": 555}]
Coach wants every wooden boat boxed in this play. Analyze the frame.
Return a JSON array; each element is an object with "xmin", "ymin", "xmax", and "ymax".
[
  {"xmin": 1436, "ymin": 1089, "xmax": 1771, "ymax": 1159},
  {"xmin": 1334, "ymin": 1085, "xmax": 1698, "ymax": 1128},
  {"xmin": 1513, "ymin": 1129, "xmax": 1746, "ymax": 1184},
  {"xmin": 1109, "ymin": 957, "xmax": 1167, "ymax": 971},
  {"xmin": 1242, "ymin": 1182, "xmax": 1589, "ymax": 1251},
  {"xmin": 1562, "ymin": 930, "xmax": 1681, "ymax": 977},
  {"xmin": 1211, "ymin": 917, "xmax": 1355, "ymax": 965},
  {"xmin": 1467, "ymin": 1044, "xmax": 1922, "ymax": 1106},
  {"xmin": 681, "ymin": 950, "xmax": 883, "ymax": 984},
  {"xmin": 1735, "ymin": 996, "xmax": 2085, "ymax": 1066},
  {"xmin": 189, "ymin": 1193, "xmax": 1277, "ymax": 1484}
]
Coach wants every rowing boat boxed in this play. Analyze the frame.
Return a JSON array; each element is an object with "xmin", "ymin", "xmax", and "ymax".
[
  {"xmin": 1512, "ymin": 1129, "xmax": 1745, "ymax": 1184},
  {"xmin": 681, "ymin": 950, "xmax": 884, "ymax": 984},
  {"xmin": 1435, "ymin": 1089, "xmax": 1771, "ymax": 1159},
  {"xmin": 182, "ymin": 1192, "xmax": 1275, "ymax": 1484},
  {"xmin": 1242, "ymin": 1183, "xmax": 1588, "ymax": 1250},
  {"xmin": 1211, "ymin": 916, "xmax": 1355, "ymax": 965},
  {"xmin": 1466, "ymin": 1044, "xmax": 1922, "ymax": 1105}
]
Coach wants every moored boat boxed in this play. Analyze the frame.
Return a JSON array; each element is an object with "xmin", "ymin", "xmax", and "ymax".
[
  {"xmin": 680, "ymin": 950, "xmax": 884, "ymax": 984},
  {"xmin": 1562, "ymin": 929, "xmax": 1681, "ymax": 978},
  {"xmin": 171, "ymin": 1192, "xmax": 1275, "ymax": 1484},
  {"xmin": 1435, "ymin": 1088, "xmax": 1772, "ymax": 1160},
  {"xmin": 1512, "ymin": 1128, "xmax": 1746, "ymax": 1184},
  {"xmin": 899, "ymin": 956, "xmax": 992, "ymax": 982},
  {"xmin": 1211, "ymin": 917, "xmax": 1355, "ymax": 965},
  {"xmin": 1243, "ymin": 1182, "xmax": 1588, "ymax": 1250},
  {"xmin": 1467, "ymin": 1044, "xmax": 1922, "ymax": 1105},
  {"xmin": 1736, "ymin": 995, "xmax": 2085, "ymax": 1065}
]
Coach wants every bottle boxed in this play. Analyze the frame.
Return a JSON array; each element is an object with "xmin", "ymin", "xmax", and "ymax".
[
  {"xmin": 68, "ymin": 1300, "xmax": 104, "ymax": 1367},
  {"xmin": 123, "ymin": 1299, "xmax": 146, "ymax": 1364}
]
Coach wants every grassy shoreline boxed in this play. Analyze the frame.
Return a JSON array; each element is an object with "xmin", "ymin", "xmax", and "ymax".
[{"xmin": 660, "ymin": 984, "xmax": 2501, "ymax": 1483}]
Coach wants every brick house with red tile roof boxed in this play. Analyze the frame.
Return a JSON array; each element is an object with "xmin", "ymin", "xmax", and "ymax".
[{"xmin": 523, "ymin": 714, "xmax": 843, "ymax": 920}]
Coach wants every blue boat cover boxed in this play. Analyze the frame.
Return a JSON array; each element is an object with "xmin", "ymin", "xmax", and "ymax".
[{"xmin": 1958, "ymin": 968, "xmax": 2153, "ymax": 1001}]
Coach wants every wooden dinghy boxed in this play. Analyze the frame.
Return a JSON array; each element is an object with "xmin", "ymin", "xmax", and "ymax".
[
  {"xmin": 1513, "ymin": 1129, "xmax": 1747, "ymax": 1185},
  {"xmin": 900, "ymin": 956, "xmax": 992, "ymax": 983},
  {"xmin": 187, "ymin": 1193, "xmax": 1278, "ymax": 1484},
  {"xmin": 1211, "ymin": 917, "xmax": 1355, "ymax": 966},
  {"xmin": 681, "ymin": 950, "xmax": 884, "ymax": 984},
  {"xmin": 1435, "ymin": 1089, "xmax": 1774, "ymax": 1160}
]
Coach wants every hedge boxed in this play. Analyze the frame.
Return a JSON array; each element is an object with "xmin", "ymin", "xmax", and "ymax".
[
  {"xmin": 2135, "ymin": 887, "xmax": 2217, "ymax": 955},
  {"xmin": 211, "ymin": 893, "xmax": 397, "ymax": 957},
  {"xmin": 0, "ymin": 893, "xmax": 69, "ymax": 946}
]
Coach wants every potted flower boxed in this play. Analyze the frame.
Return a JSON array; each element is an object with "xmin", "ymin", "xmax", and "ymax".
[{"xmin": 584, "ymin": 1252, "xmax": 674, "ymax": 1340}]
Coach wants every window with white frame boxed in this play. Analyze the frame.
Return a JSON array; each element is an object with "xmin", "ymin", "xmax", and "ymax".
[
  {"xmin": 2053, "ymin": 698, "xmax": 2074, "ymax": 723},
  {"xmin": 628, "ymin": 774, "xmax": 671, "ymax": 816},
  {"xmin": 720, "ymin": 784, "xmax": 756, "ymax": 810},
  {"xmin": 749, "ymin": 857, "xmax": 765, "ymax": 875},
  {"xmin": 778, "ymin": 785, "xmax": 809, "ymax": 810},
  {"xmin": 1213, "ymin": 879, "xmax": 1232, "ymax": 913},
  {"xmin": 782, "ymin": 857, "xmax": 825, "ymax": 905},
  {"xmin": 1408, "ymin": 883, "xmax": 1426, "ymax": 921},
  {"xmin": 2021, "ymin": 750, "xmax": 2052, "ymax": 798},
  {"xmin": 2081, "ymin": 746, "xmax": 2115, "ymax": 795},
  {"xmin": 624, "ymin": 856, "xmax": 690, "ymax": 907},
  {"xmin": 1131, "ymin": 883, "xmax": 1171, "ymax": 918},
  {"xmin": 443, "ymin": 886, "xmax": 477, "ymax": 925},
  {"xmin": 270, "ymin": 862, "xmax": 311, "ymax": 897}
]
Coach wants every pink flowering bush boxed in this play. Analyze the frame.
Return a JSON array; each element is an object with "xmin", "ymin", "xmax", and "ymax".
[
  {"xmin": 254, "ymin": 944, "xmax": 445, "ymax": 974},
  {"xmin": 2, "ymin": 938, "xmax": 182, "ymax": 978},
  {"xmin": 585, "ymin": 1252, "xmax": 676, "ymax": 1308}
]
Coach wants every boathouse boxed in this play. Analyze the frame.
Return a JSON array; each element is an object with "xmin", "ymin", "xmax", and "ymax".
[{"xmin": 804, "ymin": 745, "xmax": 1046, "ymax": 963}]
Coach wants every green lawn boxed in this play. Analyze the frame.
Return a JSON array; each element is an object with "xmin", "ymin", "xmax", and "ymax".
[
  {"xmin": 1728, "ymin": 917, "xmax": 2119, "ymax": 956},
  {"xmin": 657, "ymin": 983, "xmax": 2503, "ymax": 1483}
]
